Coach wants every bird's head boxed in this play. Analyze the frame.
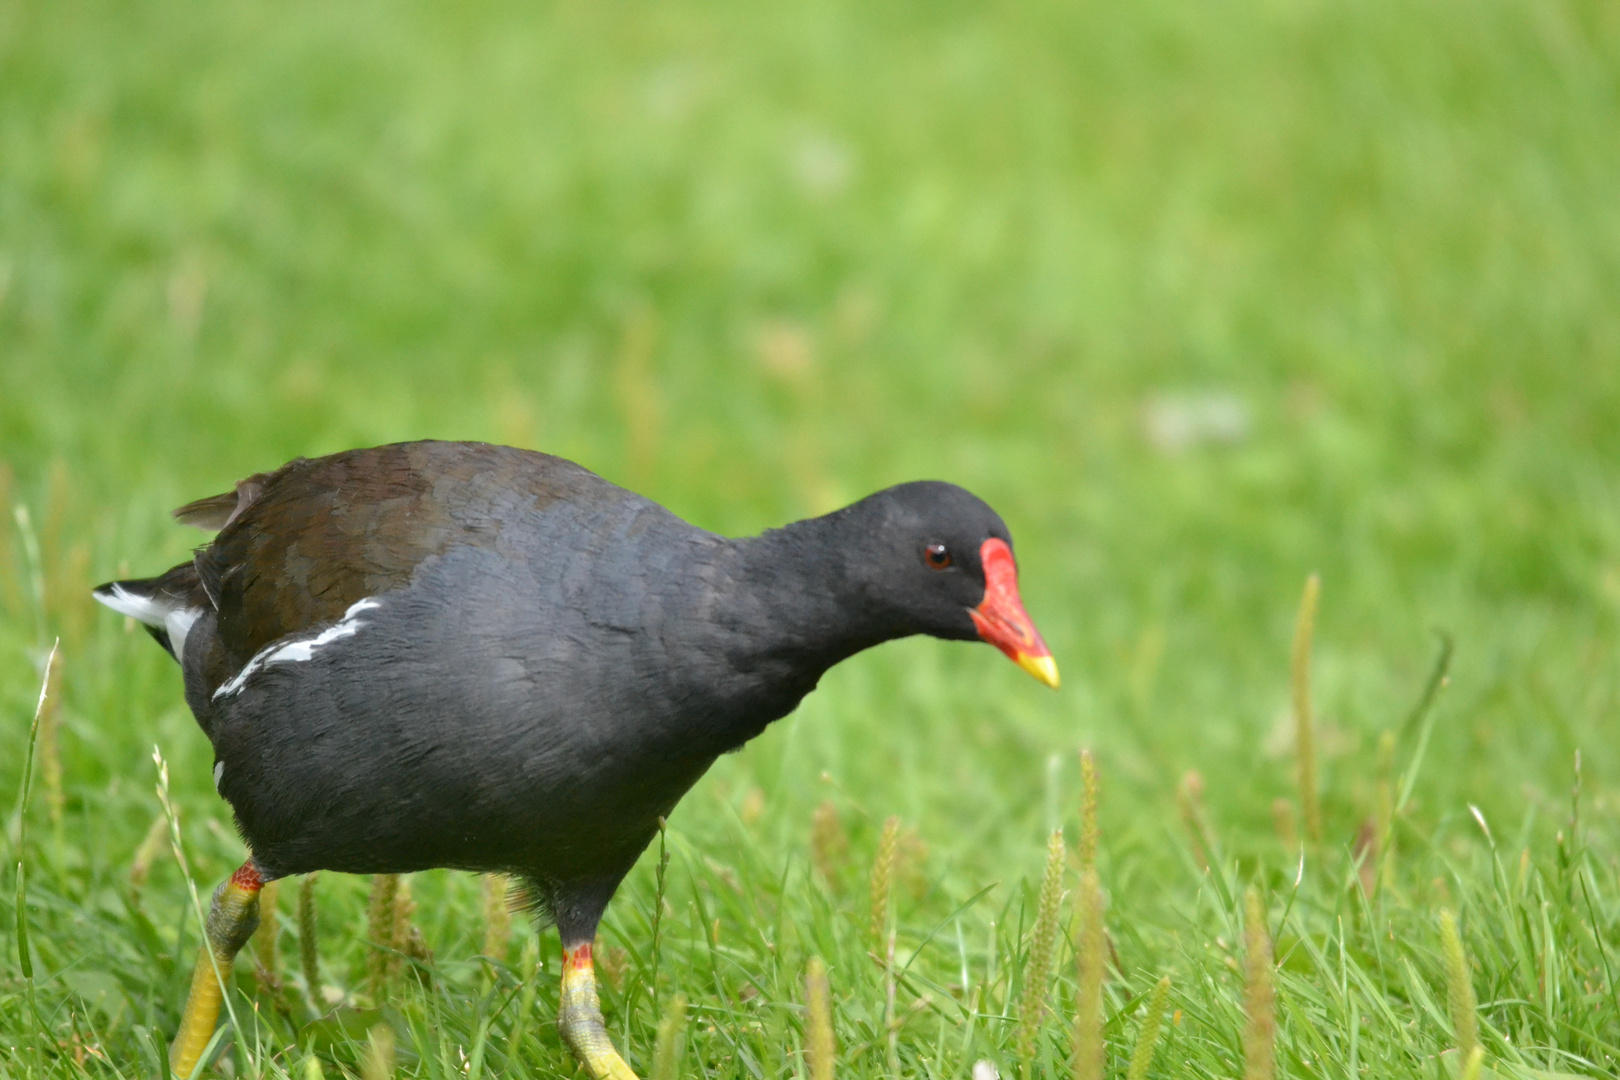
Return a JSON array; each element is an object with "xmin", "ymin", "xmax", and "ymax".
[{"xmin": 833, "ymin": 481, "xmax": 1059, "ymax": 689}]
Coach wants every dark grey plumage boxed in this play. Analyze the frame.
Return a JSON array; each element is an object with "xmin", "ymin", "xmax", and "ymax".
[{"xmin": 96, "ymin": 440, "xmax": 1032, "ymax": 939}]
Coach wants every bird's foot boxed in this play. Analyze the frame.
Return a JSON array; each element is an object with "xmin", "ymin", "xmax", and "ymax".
[
  {"xmin": 170, "ymin": 862, "xmax": 263, "ymax": 1078},
  {"xmin": 558, "ymin": 943, "xmax": 640, "ymax": 1080}
]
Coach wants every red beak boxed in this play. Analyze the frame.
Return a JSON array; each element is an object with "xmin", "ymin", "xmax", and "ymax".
[{"xmin": 968, "ymin": 538, "xmax": 1060, "ymax": 689}]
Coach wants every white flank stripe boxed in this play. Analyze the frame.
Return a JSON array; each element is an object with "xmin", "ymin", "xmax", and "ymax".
[{"xmin": 212, "ymin": 597, "xmax": 381, "ymax": 701}]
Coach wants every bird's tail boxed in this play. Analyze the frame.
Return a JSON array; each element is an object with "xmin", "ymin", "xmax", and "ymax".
[{"xmin": 92, "ymin": 562, "xmax": 207, "ymax": 662}]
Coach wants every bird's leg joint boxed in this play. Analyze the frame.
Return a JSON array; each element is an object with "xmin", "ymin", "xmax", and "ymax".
[
  {"xmin": 558, "ymin": 943, "xmax": 639, "ymax": 1080},
  {"xmin": 205, "ymin": 863, "xmax": 264, "ymax": 958}
]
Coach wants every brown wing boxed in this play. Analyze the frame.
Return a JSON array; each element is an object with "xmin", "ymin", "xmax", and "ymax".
[
  {"xmin": 172, "ymin": 471, "xmax": 276, "ymax": 530},
  {"xmin": 188, "ymin": 441, "xmax": 606, "ymax": 665}
]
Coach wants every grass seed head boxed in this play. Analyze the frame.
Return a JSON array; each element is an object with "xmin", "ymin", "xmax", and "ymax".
[
  {"xmin": 481, "ymin": 873, "xmax": 511, "ymax": 962},
  {"xmin": 1079, "ymin": 749, "xmax": 1100, "ymax": 871},
  {"xmin": 898, "ymin": 826, "xmax": 931, "ymax": 900},
  {"xmin": 394, "ymin": 877, "xmax": 433, "ymax": 985},
  {"xmin": 254, "ymin": 878, "xmax": 282, "ymax": 991},
  {"xmin": 597, "ymin": 940, "xmax": 630, "ymax": 990},
  {"xmin": 651, "ymin": 992, "xmax": 687, "ymax": 1080},
  {"xmin": 1439, "ymin": 909, "xmax": 1478, "ymax": 1060},
  {"xmin": 811, "ymin": 799, "xmax": 849, "ymax": 889},
  {"xmin": 1241, "ymin": 887, "xmax": 1275, "ymax": 1080},
  {"xmin": 805, "ymin": 955, "xmax": 835, "ymax": 1080},
  {"xmin": 1570, "ymin": 747, "xmax": 1582, "ymax": 845},
  {"xmin": 298, "ymin": 872, "xmax": 322, "ymax": 1002},
  {"xmin": 1178, "ymin": 771, "xmax": 1212, "ymax": 871},
  {"xmin": 869, "ymin": 815, "xmax": 901, "ymax": 945},
  {"xmin": 1126, "ymin": 976, "xmax": 1171, "ymax": 1080},
  {"xmin": 366, "ymin": 873, "xmax": 399, "ymax": 997},
  {"xmin": 1290, "ymin": 573, "xmax": 1322, "ymax": 844},
  {"xmin": 1270, "ymin": 798, "xmax": 1297, "ymax": 852},
  {"xmin": 43, "ymin": 462, "xmax": 96, "ymax": 644},
  {"xmin": 1072, "ymin": 867, "xmax": 1106, "ymax": 1080},
  {"xmin": 1016, "ymin": 828, "xmax": 1067, "ymax": 1066},
  {"xmin": 1353, "ymin": 817, "xmax": 1380, "ymax": 896},
  {"xmin": 390, "ymin": 874, "xmax": 418, "ymax": 980}
]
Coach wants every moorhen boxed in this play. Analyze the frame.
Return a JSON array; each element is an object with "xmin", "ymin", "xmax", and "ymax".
[{"xmin": 94, "ymin": 440, "xmax": 1058, "ymax": 1078}]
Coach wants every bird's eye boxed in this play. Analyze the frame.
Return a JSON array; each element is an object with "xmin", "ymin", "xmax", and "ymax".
[{"xmin": 923, "ymin": 542, "xmax": 953, "ymax": 569}]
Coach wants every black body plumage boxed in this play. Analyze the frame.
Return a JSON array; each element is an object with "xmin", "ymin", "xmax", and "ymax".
[{"xmin": 96, "ymin": 441, "xmax": 1018, "ymax": 937}]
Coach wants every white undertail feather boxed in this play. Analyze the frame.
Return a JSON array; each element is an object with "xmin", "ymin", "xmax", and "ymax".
[
  {"xmin": 166, "ymin": 609, "xmax": 201, "ymax": 661},
  {"xmin": 92, "ymin": 583, "xmax": 168, "ymax": 626},
  {"xmin": 212, "ymin": 597, "xmax": 381, "ymax": 700},
  {"xmin": 92, "ymin": 584, "xmax": 204, "ymax": 661}
]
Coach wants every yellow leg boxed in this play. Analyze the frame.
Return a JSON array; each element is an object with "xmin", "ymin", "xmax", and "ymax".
[
  {"xmin": 170, "ymin": 863, "xmax": 263, "ymax": 1079},
  {"xmin": 558, "ymin": 943, "xmax": 639, "ymax": 1080}
]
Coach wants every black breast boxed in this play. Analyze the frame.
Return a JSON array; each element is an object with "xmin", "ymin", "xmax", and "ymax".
[{"xmin": 195, "ymin": 469, "xmax": 742, "ymax": 883}]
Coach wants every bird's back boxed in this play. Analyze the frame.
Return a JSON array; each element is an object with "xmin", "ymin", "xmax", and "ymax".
[{"xmin": 101, "ymin": 442, "xmax": 725, "ymax": 879}]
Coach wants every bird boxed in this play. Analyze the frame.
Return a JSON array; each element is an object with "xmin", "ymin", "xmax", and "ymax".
[{"xmin": 93, "ymin": 440, "xmax": 1058, "ymax": 1079}]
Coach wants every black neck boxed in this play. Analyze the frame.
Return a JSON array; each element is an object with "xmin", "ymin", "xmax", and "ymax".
[
  {"xmin": 726, "ymin": 506, "xmax": 910, "ymax": 670},
  {"xmin": 664, "ymin": 507, "xmax": 909, "ymax": 755}
]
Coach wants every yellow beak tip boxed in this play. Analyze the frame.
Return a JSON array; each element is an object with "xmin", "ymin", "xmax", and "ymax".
[{"xmin": 1017, "ymin": 653, "xmax": 1061, "ymax": 690}]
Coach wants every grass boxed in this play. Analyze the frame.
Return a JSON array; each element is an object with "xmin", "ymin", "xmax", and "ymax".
[{"xmin": 2, "ymin": 0, "xmax": 1619, "ymax": 1076}]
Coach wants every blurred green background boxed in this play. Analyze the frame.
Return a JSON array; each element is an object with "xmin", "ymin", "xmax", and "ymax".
[
  {"xmin": 2, "ymin": 0, "xmax": 1619, "ymax": 1075},
  {"xmin": 6, "ymin": 0, "xmax": 1617, "ymax": 833}
]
